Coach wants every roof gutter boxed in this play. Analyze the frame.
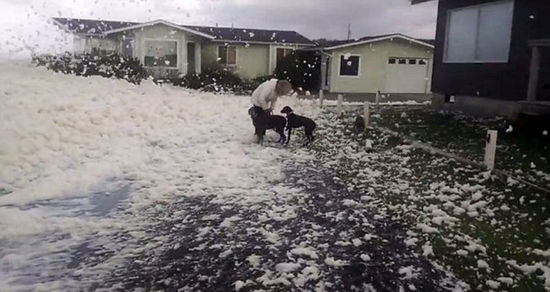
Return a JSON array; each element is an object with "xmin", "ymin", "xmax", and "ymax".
[
  {"xmin": 212, "ymin": 39, "xmax": 315, "ymax": 47},
  {"xmin": 324, "ymin": 34, "xmax": 434, "ymax": 50}
]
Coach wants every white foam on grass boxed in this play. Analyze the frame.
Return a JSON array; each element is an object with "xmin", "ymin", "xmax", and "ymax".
[{"xmin": 0, "ymin": 62, "xmax": 320, "ymax": 289}]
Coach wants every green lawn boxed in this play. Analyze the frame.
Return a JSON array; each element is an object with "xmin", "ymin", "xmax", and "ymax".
[{"xmin": 307, "ymin": 105, "xmax": 550, "ymax": 290}]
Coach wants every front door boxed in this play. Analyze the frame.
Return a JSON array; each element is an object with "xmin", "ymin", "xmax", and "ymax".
[{"xmin": 187, "ymin": 42, "xmax": 196, "ymax": 75}]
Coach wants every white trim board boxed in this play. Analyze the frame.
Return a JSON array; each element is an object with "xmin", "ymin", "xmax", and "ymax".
[
  {"xmin": 325, "ymin": 34, "xmax": 434, "ymax": 50},
  {"xmin": 103, "ymin": 19, "xmax": 215, "ymax": 39}
]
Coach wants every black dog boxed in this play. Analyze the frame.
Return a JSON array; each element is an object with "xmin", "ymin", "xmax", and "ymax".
[
  {"xmin": 249, "ymin": 107, "xmax": 286, "ymax": 145},
  {"xmin": 353, "ymin": 116, "xmax": 365, "ymax": 133},
  {"xmin": 280, "ymin": 106, "xmax": 316, "ymax": 145}
]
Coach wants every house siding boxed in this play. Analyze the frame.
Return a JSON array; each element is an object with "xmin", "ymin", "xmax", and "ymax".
[
  {"xmin": 432, "ymin": 0, "xmax": 550, "ymax": 101},
  {"xmin": 329, "ymin": 38, "xmax": 433, "ymax": 94},
  {"xmin": 133, "ymin": 24, "xmax": 188, "ymax": 74},
  {"xmin": 236, "ymin": 44, "xmax": 270, "ymax": 79},
  {"xmin": 201, "ymin": 43, "xmax": 270, "ymax": 79}
]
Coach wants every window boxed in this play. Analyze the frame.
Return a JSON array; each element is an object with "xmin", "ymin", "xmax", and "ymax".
[
  {"xmin": 218, "ymin": 46, "xmax": 237, "ymax": 65},
  {"xmin": 276, "ymin": 48, "xmax": 293, "ymax": 66},
  {"xmin": 445, "ymin": 0, "xmax": 514, "ymax": 62},
  {"xmin": 408, "ymin": 59, "xmax": 417, "ymax": 65},
  {"xmin": 388, "ymin": 58, "xmax": 396, "ymax": 64},
  {"xmin": 339, "ymin": 55, "xmax": 360, "ymax": 77},
  {"xmin": 144, "ymin": 40, "xmax": 177, "ymax": 67},
  {"xmin": 398, "ymin": 58, "xmax": 407, "ymax": 64},
  {"xmin": 419, "ymin": 59, "xmax": 427, "ymax": 65}
]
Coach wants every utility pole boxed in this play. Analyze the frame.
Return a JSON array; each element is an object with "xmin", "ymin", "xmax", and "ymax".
[{"xmin": 347, "ymin": 23, "xmax": 352, "ymax": 40}]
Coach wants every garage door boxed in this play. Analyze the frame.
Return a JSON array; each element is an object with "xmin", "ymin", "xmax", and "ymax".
[{"xmin": 385, "ymin": 57, "xmax": 429, "ymax": 93}]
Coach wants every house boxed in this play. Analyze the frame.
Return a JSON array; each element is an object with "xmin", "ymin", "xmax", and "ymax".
[
  {"xmin": 313, "ymin": 34, "xmax": 434, "ymax": 96},
  {"xmin": 52, "ymin": 17, "xmax": 315, "ymax": 79},
  {"xmin": 411, "ymin": 0, "xmax": 550, "ymax": 119}
]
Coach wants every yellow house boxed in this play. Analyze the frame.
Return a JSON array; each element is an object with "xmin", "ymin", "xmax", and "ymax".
[
  {"xmin": 53, "ymin": 18, "xmax": 315, "ymax": 79},
  {"xmin": 321, "ymin": 34, "xmax": 434, "ymax": 94}
]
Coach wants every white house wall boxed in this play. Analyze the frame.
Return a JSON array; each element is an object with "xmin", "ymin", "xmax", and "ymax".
[
  {"xmin": 328, "ymin": 38, "xmax": 433, "ymax": 94},
  {"xmin": 133, "ymin": 24, "xmax": 189, "ymax": 74}
]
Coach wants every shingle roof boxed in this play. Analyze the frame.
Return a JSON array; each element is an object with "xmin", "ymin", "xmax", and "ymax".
[
  {"xmin": 183, "ymin": 25, "xmax": 314, "ymax": 45},
  {"xmin": 52, "ymin": 17, "xmax": 314, "ymax": 45},
  {"xmin": 313, "ymin": 33, "xmax": 434, "ymax": 50},
  {"xmin": 52, "ymin": 17, "xmax": 139, "ymax": 35},
  {"xmin": 411, "ymin": 0, "xmax": 434, "ymax": 4},
  {"xmin": 314, "ymin": 34, "xmax": 396, "ymax": 48}
]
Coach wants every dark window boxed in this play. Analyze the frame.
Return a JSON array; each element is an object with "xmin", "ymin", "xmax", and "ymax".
[
  {"xmin": 398, "ymin": 58, "xmax": 407, "ymax": 64},
  {"xmin": 408, "ymin": 59, "xmax": 417, "ymax": 65},
  {"xmin": 388, "ymin": 58, "xmax": 396, "ymax": 64},
  {"xmin": 419, "ymin": 59, "xmax": 427, "ymax": 65},
  {"xmin": 218, "ymin": 46, "xmax": 227, "ymax": 64},
  {"xmin": 339, "ymin": 55, "xmax": 360, "ymax": 76}
]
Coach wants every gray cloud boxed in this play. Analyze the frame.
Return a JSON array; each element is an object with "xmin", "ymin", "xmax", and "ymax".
[{"xmin": 0, "ymin": 0, "xmax": 437, "ymax": 57}]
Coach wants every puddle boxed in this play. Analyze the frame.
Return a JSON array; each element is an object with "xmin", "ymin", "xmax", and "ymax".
[{"xmin": 89, "ymin": 184, "xmax": 131, "ymax": 216}]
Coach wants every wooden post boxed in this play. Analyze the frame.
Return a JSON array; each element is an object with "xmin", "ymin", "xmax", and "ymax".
[
  {"xmin": 527, "ymin": 46, "xmax": 540, "ymax": 102},
  {"xmin": 363, "ymin": 102, "xmax": 370, "ymax": 129},
  {"xmin": 484, "ymin": 130, "xmax": 498, "ymax": 170},
  {"xmin": 375, "ymin": 90, "xmax": 381, "ymax": 108},
  {"xmin": 319, "ymin": 90, "xmax": 324, "ymax": 108},
  {"xmin": 337, "ymin": 94, "xmax": 343, "ymax": 116}
]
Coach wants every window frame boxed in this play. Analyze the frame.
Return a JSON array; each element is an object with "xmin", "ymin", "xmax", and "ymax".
[
  {"xmin": 338, "ymin": 54, "xmax": 361, "ymax": 78},
  {"xmin": 218, "ymin": 45, "xmax": 238, "ymax": 66},
  {"xmin": 443, "ymin": 0, "xmax": 514, "ymax": 64},
  {"xmin": 143, "ymin": 38, "xmax": 179, "ymax": 69}
]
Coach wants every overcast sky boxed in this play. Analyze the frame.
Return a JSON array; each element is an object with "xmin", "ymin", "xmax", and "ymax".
[{"xmin": 0, "ymin": 0, "xmax": 437, "ymax": 57}]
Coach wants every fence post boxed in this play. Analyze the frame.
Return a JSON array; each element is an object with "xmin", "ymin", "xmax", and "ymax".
[
  {"xmin": 363, "ymin": 102, "xmax": 370, "ymax": 129},
  {"xmin": 319, "ymin": 90, "xmax": 324, "ymax": 108},
  {"xmin": 375, "ymin": 90, "xmax": 381, "ymax": 109},
  {"xmin": 337, "ymin": 94, "xmax": 344, "ymax": 116},
  {"xmin": 484, "ymin": 130, "xmax": 498, "ymax": 170}
]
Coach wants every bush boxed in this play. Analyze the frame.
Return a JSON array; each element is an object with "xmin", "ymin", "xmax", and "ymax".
[
  {"xmin": 244, "ymin": 75, "xmax": 273, "ymax": 92},
  {"xmin": 32, "ymin": 52, "xmax": 148, "ymax": 85},
  {"xmin": 170, "ymin": 62, "xmax": 254, "ymax": 95},
  {"xmin": 273, "ymin": 50, "xmax": 321, "ymax": 92}
]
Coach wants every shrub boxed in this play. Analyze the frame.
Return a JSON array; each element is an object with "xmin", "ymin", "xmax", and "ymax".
[
  {"xmin": 32, "ymin": 52, "xmax": 148, "ymax": 85},
  {"xmin": 244, "ymin": 75, "xmax": 273, "ymax": 92},
  {"xmin": 273, "ymin": 50, "xmax": 321, "ymax": 92},
  {"xmin": 170, "ymin": 62, "xmax": 252, "ymax": 95}
]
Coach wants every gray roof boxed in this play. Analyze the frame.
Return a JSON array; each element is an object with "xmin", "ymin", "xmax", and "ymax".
[
  {"xmin": 52, "ymin": 17, "xmax": 139, "ymax": 35},
  {"xmin": 314, "ymin": 34, "xmax": 396, "ymax": 48},
  {"xmin": 312, "ymin": 33, "xmax": 434, "ymax": 49},
  {"xmin": 411, "ymin": 0, "xmax": 434, "ymax": 4},
  {"xmin": 183, "ymin": 25, "xmax": 314, "ymax": 45},
  {"xmin": 52, "ymin": 17, "xmax": 314, "ymax": 45}
]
